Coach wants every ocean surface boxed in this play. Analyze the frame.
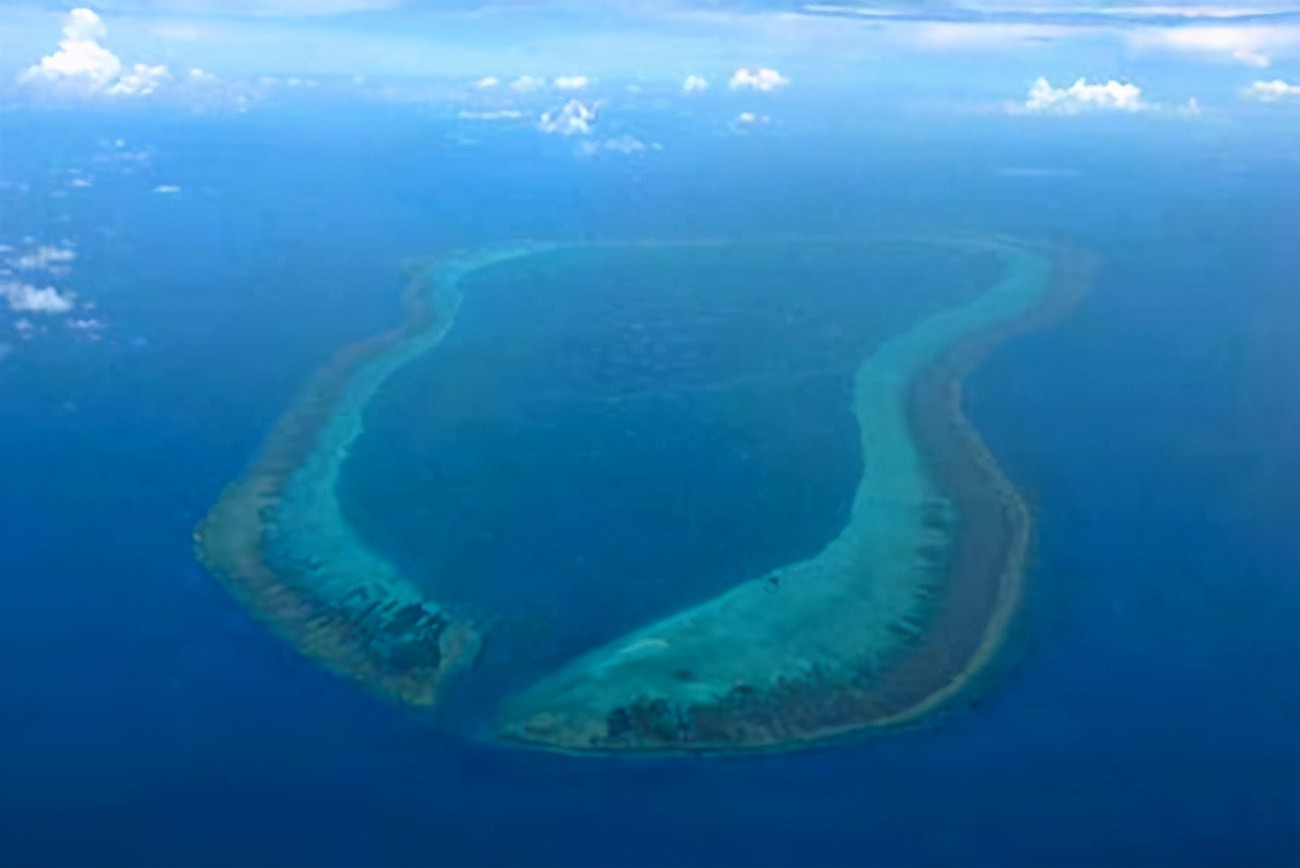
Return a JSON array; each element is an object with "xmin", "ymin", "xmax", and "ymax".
[{"xmin": 1, "ymin": 100, "xmax": 1297, "ymax": 866}]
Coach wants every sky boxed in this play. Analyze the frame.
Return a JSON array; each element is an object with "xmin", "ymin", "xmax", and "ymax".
[
  {"xmin": 2, "ymin": 0, "xmax": 1297, "ymax": 347},
  {"xmin": 0, "ymin": 0, "xmax": 1298, "ymax": 116}
]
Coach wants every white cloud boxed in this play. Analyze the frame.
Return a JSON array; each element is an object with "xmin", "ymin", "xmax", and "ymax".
[
  {"xmin": 173, "ymin": 67, "xmax": 262, "ymax": 111},
  {"xmin": 94, "ymin": 140, "xmax": 152, "ymax": 169},
  {"xmin": 730, "ymin": 111, "xmax": 771, "ymax": 131},
  {"xmin": 509, "ymin": 75, "xmax": 546, "ymax": 92},
  {"xmin": 683, "ymin": 74, "xmax": 709, "ymax": 93},
  {"xmin": 875, "ymin": 16, "xmax": 1299, "ymax": 69},
  {"xmin": 1021, "ymin": 77, "xmax": 1145, "ymax": 113},
  {"xmin": 554, "ymin": 75, "xmax": 590, "ymax": 90},
  {"xmin": 153, "ymin": 185, "xmax": 182, "ymax": 194},
  {"xmin": 16, "ymin": 11, "xmax": 252, "ymax": 110},
  {"xmin": 475, "ymin": 76, "xmax": 500, "ymax": 88},
  {"xmin": 67, "ymin": 317, "xmax": 107, "ymax": 338},
  {"xmin": 63, "ymin": 7, "xmax": 105, "ymax": 41},
  {"xmin": 10, "ymin": 245, "xmax": 76, "ymax": 272},
  {"xmin": 728, "ymin": 67, "xmax": 789, "ymax": 92},
  {"xmin": 1234, "ymin": 48, "xmax": 1271, "ymax": 67},
  {"xmin": 1241, "ymin": 79, "xmax": 1300, "ymax": 101},
  {"xmin": 1, "ymin": 281, "xmax": 75, "ymax": 315},
  {"xmin": 576, "ymin": 134, "xmax": 654, "ymax": 157},
  {"xmin": 18, "ymin": 8, "xmax": 173, "ymax": 99},
  {"xmin": 19, "ymin": 8, "xmax": 123, "ymax": 94},
  {"xmin": 106, "ymin": 63, "xmax": 172, "ymax": 96},
  {"xmin": 537, "ymin": 99, "xmax": 596, "ymax": 136},
  {"xmin": 1124, "ymin": 25, "xmax": 1300, "ymax": 67}
]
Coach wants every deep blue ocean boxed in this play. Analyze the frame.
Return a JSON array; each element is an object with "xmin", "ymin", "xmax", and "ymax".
[{"xmin": 1, "ymin": 104, "xmax": 1297, "ymax": 866}]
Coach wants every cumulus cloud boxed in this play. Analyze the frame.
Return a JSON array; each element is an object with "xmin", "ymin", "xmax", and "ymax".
[
  {"xmin": 18, "ymin": 8, "xmax": 175, "ymax": 98},
  {"xmin": 153, "ymin": 185, "xmax": 182, "ymax": 194},
  {"xmin": 173, "ymin": 67, "xmax": 263, "ymax": 112},
  {"xmin": 19, "ymin": 8, "xmax": 123, "ymax": 94},
  {"xmin": 575, "ymin": 134, "xmax": 655, "ymax": 157},
  {"xmin": 66, "ymin": 317, "xmax": 107, "ymax": 338},
  {"xmin": 509, "ymin": 75, "xmax": 546, "ymax": 92},
  {"xmin": 93, "ymin": 138, "xmax": 153, "ymax": 169},
  {"xmin": 553, "ymin": 75, "xmax": 590, "ymax": 90},
  {"xmin": 1021, "ymin": 77, "xmax": 1145, "ymax": 113},
  {"xmin": 728, "ymin": 67, "xmax": 789, "ymax": 92},
  {"xmin": 105, "ymin": 63, "xmax": 172, "ymax": 96},
  {"xmin": 683, "ymin": 74, "xmax": 709, "ymax": 93},
  {"xmin": 730, "ymin": 111, "xmax": 771, "ymax": 131},
  {"xmin": 475, "ymin": 76, "xmax": 500, "ymax": 88},
  {"xmin": 1241, "ymin": 78, "xmax": 1300, "ymax": 100},
  {"xmin": 1, "ymin": 281, "xmax": 75, "ymax": 315},
  {"xmin": 59, "ymin": 9, "xmax": 103, "ymax": 43},
  {"xmin": 1014, "ymin": 77, "xmax": 1201, "ymax": 116},
  {"xmin": 537, "ymin": 99, "xmax": 596, "ymax": 136},
  {"xmin": 17, "ymin": 9, "xmax": 259, "ymax": 109},
  {"xmin": 10, "ymin": 245, "xmax": 76, "ymax": 272}
]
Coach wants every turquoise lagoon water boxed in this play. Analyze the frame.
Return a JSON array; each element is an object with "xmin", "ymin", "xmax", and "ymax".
[{"xmin": 340, "ymin": 240, "xmax": 1004, "ymax": 706}]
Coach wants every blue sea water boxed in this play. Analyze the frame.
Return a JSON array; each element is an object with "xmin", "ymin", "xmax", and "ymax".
[{"xmin": 1, "ymin": 102, "xmax": 1297, "ymax": 867}]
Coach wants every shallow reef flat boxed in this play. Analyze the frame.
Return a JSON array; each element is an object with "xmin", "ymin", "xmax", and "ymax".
[
  {"xmin": 195, "ymin": 246, "xmax": 544, "ymax": 707},
  {"xmin": 496, "ymin": 239, "xmax": 1091, "ymax": 753},
  {"xmin": 196, "ymin": 234, "xmax": 1089, "ymax": 754}
]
